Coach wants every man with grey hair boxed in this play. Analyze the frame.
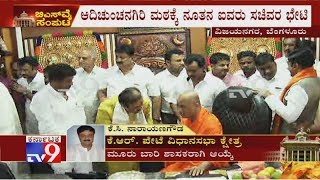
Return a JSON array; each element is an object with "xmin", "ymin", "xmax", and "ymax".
[{"xmin": 73, "ymin": 47, "xmax": 109, "ymax": 124}]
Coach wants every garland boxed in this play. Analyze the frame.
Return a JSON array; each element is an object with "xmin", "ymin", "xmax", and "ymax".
[
  {"xmin": 206, "ymin": 37, "xmax": 283, "ymax": 71},
  {"xmin": 35, "ymin": 30, "xmax": 108, "ymax": 71}
]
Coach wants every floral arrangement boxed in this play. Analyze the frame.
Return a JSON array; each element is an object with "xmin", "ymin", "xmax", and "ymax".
[{"xmin": 35, "ymin": 30, "xmax": 108, "ymax": 71}]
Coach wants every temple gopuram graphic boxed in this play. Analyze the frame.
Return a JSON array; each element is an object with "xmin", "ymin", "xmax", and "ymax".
[
  {"xmin": 280, "ymin": 129, "xmax": 320, "ymax": 162},
  {"xmin": 14, "ymin": 11, "xmax": 35, "ymax": 27}
]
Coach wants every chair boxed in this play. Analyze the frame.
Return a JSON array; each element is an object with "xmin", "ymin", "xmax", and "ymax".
[{"xmin": 212, "ymin": 86, "xmax": 272, "ymax": 134}]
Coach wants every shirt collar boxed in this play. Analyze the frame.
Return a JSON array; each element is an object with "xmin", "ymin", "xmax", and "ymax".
[
  {"xmin": 237, "ymin": 70, "xmax": 260, "ymax": 79},
  {"xmin": 47, "ymin": 83, "xmax": 71, "ymax": 99},
  {"xmin": 202, "ymin": 72, "xmax": 214, "ymax": 83},
  {"xmin": 81, "ymin": 66, "xmax": 98, "ymax": 75},
  {"xmin": 165, "ymin": 68, "xmax": 186, "ymax": 78},
  {"xmin": 78, "ymin": 144, "xmax": 96, "ymax": 152},
  {"xmin": 26, "ymin": 71, "xmax": 42, "ymax": 84},
  {"xmin": 116, "ymin": 64, "xmax": 137, "ymax": 75}
]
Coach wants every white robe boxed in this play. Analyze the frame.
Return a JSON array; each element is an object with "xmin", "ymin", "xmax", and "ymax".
[
  {"xmin": 0, "ymin": 82, "xmax": 22, "ymax": 134},
  {"xmin": 0, "ymin": 82, "xmax": 23, "ymax": 176}
]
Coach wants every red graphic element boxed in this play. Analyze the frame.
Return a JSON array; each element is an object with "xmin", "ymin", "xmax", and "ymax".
[
  {"xmin": 42, "ymin": 142, "xmax": 61, "ymax": 163},
  {"xmin": 211, "ymin": 27, "xmax": 320, "ymax": 37},
  {"xmin": 0, "ymin": 136, "xmax": 66, "ymax": 161},
  {"xmin": 13, "ymin": 5, "xmax": 79, "ymax": 27}
]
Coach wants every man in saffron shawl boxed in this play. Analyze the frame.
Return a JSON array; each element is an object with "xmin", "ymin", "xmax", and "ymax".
[{"xmin": 256, "ymin": 48, "xmax": 320, "ymax": 134}]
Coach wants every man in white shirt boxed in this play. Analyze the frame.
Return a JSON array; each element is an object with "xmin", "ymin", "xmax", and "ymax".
[
  {"xmin": 106, "ymin": 45, "xmax": 161, "ymax": 122},
  {"xmin": 168, "ymin": 54, "xmax": 226, "ymax": 113},
  {"xmin": 210, "ymin": 52, "xmax": 247, "ymax": 87},
  {"xmin": 257, "ymin": 48, "xmax": 320, "ymax": 134},
  {"xmin": 0, "ymin": 82, "xmax": 23, "ymax": 179},
  {"xmin": 0, "ymin": 82, "xmax": 23, "ymax": 134},
  {"xmin": 67, "ymin": 125, "xmax": 104, "ymax": 162},
  {"xmin": 155, "ymin": 49, "xmax": 186, "ymax": 124},
  {"xmin": 13, "ymin": 57, "xmax": 45, "ymax": 134},
  {"xmin": 73, "ymin": 47, "xmax": 109, "ymax": 124},
  {"xmin": 234, "ymin": 51, "xmax": 262, "ymax": 88},
  {"xmin": 275, "ymin": 38, "xmax": 301, "ymax": 72},
  {"xmin": 30, "ymin": 63, "xmax": 88, "ymax": 174},
  {"xmin": 255, "ymin": 52, "xmax": 291, "ymax": 98}
]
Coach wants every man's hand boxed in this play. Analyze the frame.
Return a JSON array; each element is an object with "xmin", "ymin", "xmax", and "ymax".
[
  {"xmin": 189, "ymin": 166, "xmax": 205, "ymax": 177},
  {"xmin": 252, "ymin": 88, "xmax": 273, "ymax": 98},
  {"xmin": 12, "ymin": 82, "xmax": 27, "ymax": 94},
  {"xmin": 188, "ymin": 162, "xmax": 211, "ymax": 177},
  {"xmin": 151, "ymin": 96, "xmax": 161, "ymax": 122}
]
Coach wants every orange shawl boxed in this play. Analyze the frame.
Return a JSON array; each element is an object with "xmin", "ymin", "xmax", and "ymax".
[{"xmin": 272, "ymin": 67, "xmax": 317, "ymax": 134}]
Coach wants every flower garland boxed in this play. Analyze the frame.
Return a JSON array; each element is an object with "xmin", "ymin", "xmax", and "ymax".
[
  {"xmin": 35, "ymin": 30, "xmax": 108, "ymax": 71},
  {"xmin": 206, "ymin": 37, "xmax": 283, "ymax": 71}
]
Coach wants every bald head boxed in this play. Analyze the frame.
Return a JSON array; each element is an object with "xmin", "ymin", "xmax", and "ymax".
[
  {"xmin": 178, "ymin": 91, "xmax": 201, "ymax": 106},
  {"xmin": 177, "ymin": 91, "xmax": 201, "ymax": 120}
]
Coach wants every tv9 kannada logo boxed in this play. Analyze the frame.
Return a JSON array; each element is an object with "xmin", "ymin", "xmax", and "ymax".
[{"xmin": 26, "ymin": 136, "xmax": 61, "ymax": 163}]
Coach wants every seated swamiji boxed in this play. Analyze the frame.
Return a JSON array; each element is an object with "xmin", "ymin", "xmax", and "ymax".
[{"xmin": 162, "ymin": 91, "xmax": 230, "ymax": 176}]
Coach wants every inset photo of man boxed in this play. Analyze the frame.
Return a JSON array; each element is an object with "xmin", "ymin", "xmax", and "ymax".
[{"xmin": 66, "ymin": 125, "xmax": 105, "ymax": 162}]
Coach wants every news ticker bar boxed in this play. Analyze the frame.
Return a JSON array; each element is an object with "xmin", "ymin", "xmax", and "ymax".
[
  {"xmin": 1, "ymin": 4, "xmax": 319, "ymax": 28},
  {"xmin": 1, "ymin": 135, "xmax": 318, "ymax": 162}
]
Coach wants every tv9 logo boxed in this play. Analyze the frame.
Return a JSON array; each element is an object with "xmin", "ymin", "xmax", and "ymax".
[{"xmin": 26, "ymin": 136, "xmax": 61, "ymax": 163}]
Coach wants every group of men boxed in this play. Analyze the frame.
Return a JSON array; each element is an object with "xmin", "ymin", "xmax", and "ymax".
[{"xmin": 1, "ymin": 37, "xmax": 320, "ymax": 176}]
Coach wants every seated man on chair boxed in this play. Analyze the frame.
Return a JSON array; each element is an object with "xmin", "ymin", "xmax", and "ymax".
[
  {"xmin": 162, "ymin": 91, "xmax": 230, "ymax": 176},
  {"xmin": 96, "ymin": 87, "xmax": 153, "ymax": 175}
]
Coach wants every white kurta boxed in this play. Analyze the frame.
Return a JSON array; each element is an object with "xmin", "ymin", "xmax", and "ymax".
[
  {"xmin": 0, "ymin": 82, "xmax": 22, "ymax": 135},
  {"xmin": 17, "ymin": 72, "xmax": 45, "ymax": 134},
  {"xmin": 0, "ymin": 82, "xmax": 23, "ymax": 177},
  {"xmin": 105, "ymin": 64, "xmax": 160, "ymax": 98},
  {"xmin": 234, "ymin": 70, "xmax": 264, "ymax": 89},
  {"xmin": 155, "ymin": 68, "xmax": 187, "ymax": 114},
  {"xmin": 255, "ymin": 68, "xmax": 292, "ymax": 98},
  {"xmin": 73, "ymin": 66, "xmax": 108, "ymax": 124},
  {"xmin": 30, "ymin": 84, "xmax": 88, "ymax": 174},
  {"xmin": 265, "ymin": 85, "xmax": 309, "ymax": 124},
  {"xmin": 168, "ymin": 72, "xmax": 226, "ymax": 112}
]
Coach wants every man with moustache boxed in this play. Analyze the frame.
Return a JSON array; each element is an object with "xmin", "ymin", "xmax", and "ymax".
[
  {"xmin": 275, "ymin": 38, "xmax": 301, "ymax": 72},
  {"xmin": 14, "ymin": 57, "xmax": 45, "ymax": 134},
  {"xmin": 30, "ymin": 63, "xmax": 87, "ymax": 174},
  {"xmin": 234, "ymin": 51, "xmax": 262, "ymax": 88},
  {"xmin": 168, "ymin": 54, "xmax": 226, "ymax": 113},
  {"xmin": 209, "ymin": 52, "xmax": 246, "ymax": 87},
  {"xmin": 67, "ymin": 125, "xmax": 104, "ymax": 162},
  {"xmin": 73, "ymin": 47, "xmax": 109, "ymax": 124},
  {"xmin": 105, "ymin": 44, "xmax": 161, "ymax": 123},
  {"xmin": 255, "ymin": 52, "xmax": 291, "ymax": 98},
  {"xmin": 257, "ymin": 48, "xmax": 320, "ymax": 134},
  {"xmin": 155, "ymin": 49, "xmax": 186, "ymax": 124},
  {"xmin": 11, "ymin": 59, "xmax": 26, "ymax": 133}
]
